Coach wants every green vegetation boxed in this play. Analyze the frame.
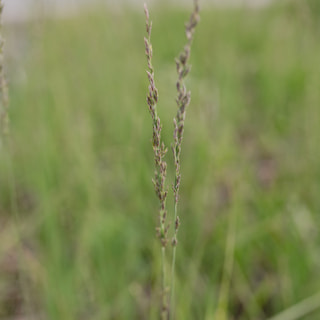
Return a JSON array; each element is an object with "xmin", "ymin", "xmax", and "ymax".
[{"xmin": 1, "ymin": 1, "xmax": 320, "ymax": 319}]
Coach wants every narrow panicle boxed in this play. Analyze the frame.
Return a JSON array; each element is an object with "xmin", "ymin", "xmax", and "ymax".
[
  {"xmin": 144, "ymin": 2, "xmax": 169, "ymax": 249},
  {"xmin": 172, "ymin": 0, "xmax": 199, "ymax": 247},
  {"xmin": 170, "ymin": 1, "xmax": 200, "ymax": 319},
  {"xmin": 144, "ymin": 4, "xmax": 169, "ymax": 319}
]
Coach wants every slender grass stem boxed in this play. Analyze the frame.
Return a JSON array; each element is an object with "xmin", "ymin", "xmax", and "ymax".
[
  {"xmin": 267, "ymin": 292, "xmax": 320, "ymax": 320},
  {"xmin": 161, "ymin": 246, "xmax": 168, "ymax": 320},
  {"xmin": 170, "ymin": 201, "xmax": 178, "ymax": 319},
  {"xmin": 214, "ymin": 202, "xmax": 237, "ymax": 320}
]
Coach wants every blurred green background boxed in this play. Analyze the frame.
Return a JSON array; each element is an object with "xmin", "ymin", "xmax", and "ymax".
[{"xmin": 1, "ymin": 0, "xmax": 320, "ymax": 319}]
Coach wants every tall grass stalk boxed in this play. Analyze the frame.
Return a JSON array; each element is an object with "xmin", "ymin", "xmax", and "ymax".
[
  {"xmin": 170, "ymin": 1, "xmax": 199, "ymax": 318},
  {"xmin": 144, "ymin": 4, "xmax": 170, "ymax": 318},
  {"xmin": 144, "ymin": 2, "xmax": 199, "ymax": 319},
  {"xmin": 214, "ymin": 200, "xmax": 237, "ymax": 320}
]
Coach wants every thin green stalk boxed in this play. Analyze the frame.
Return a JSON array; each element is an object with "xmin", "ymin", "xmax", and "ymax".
[
  {"xmin": 214, "ymin": 202, "xmax": 237, "ymax": 320},
  {"xmin": 161, "ymin": 246, "xmax": 168, "ymax": 320},
  {"xmin": 267, "ymin": 292, "xmax": 320, "ymax": 320},
  {"xmin": 170, "ymin": 201, "xmax": 178, "ymax": 319}
]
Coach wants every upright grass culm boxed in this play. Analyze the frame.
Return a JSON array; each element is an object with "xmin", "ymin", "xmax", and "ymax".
[
  {"xmin": 0, "ymin": 0, "xmax": 9, "ymax": 142},
  {"xmin": 171, "ymin": 2, "xmax": 199, "ymax": 318},
  {"xmin": 144, "ymin": 1, "xmax": 199, "ymax": 319},
  {"xmin": 144, "ymin": 4, "xmax": 170, "ymax": 319}
]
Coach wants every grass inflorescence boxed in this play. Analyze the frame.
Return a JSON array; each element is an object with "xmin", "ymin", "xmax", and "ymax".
[
  {"xmin": 144, "ymin": 3, "xmax": 170, "ymax": 318},
  {"xmin": 144, "ymin": 1, "xmax": 199, "ymax": 318},
  {"xmin": 2, "ymin": 1, "xmax": 320, "ymax": 319},
  {"xmin": 171, "ymin": 3, "xmax": 199, "ymax": 318}
]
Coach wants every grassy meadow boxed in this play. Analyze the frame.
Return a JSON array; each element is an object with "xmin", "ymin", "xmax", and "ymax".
[{"xmin": 1, "ymin": 1, "xmax": 320, "ymax": 319}]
